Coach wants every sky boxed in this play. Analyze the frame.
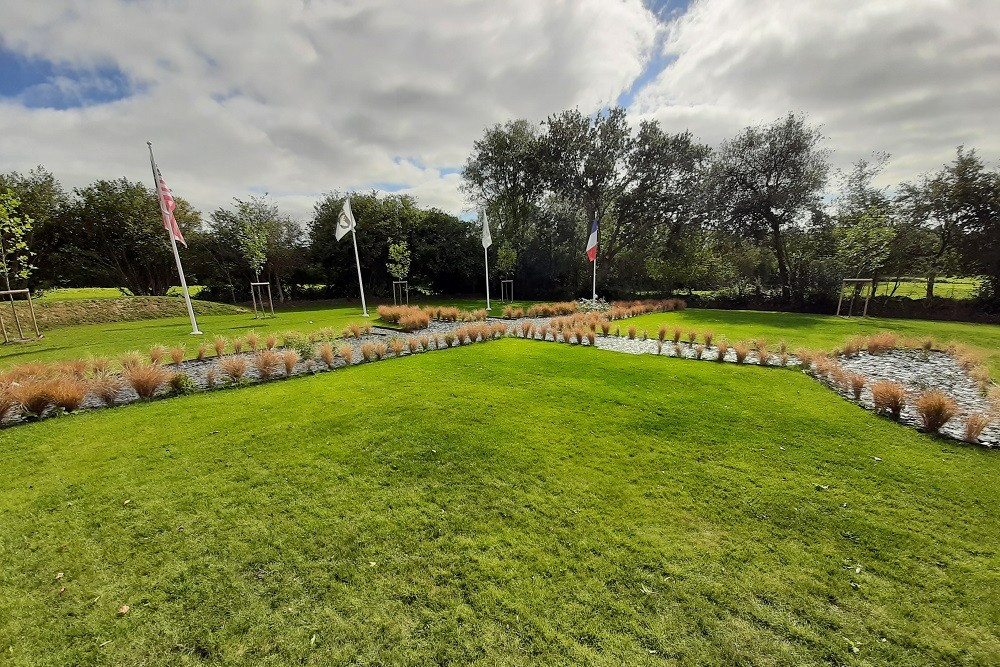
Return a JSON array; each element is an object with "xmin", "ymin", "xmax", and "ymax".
[{"xmin": 1, "ymin": 0, "xmax": 997, "ymax": 223}]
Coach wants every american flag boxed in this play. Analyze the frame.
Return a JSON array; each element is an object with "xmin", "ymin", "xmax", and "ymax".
[{"xmin": 151, "ymin": 157, "xmax": 187, "ymax": 247}]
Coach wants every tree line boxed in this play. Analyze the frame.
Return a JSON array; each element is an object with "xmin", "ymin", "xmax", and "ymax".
[{"xmin": 1, "ymin": 108, "xmax": 997, "ymax": 310}]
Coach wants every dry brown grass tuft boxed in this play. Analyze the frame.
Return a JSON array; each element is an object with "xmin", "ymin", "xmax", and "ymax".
[
  {"xmin": 733, "ymin": 342, "xmax": 749, "ymax": 364},
  {"xmin": 657, "ymin": 325, "xmax": 667, "ymax": 342},
  {"xmin": 586, "ymin": 330, "xmax": 596, "ymax": 346},
  {"xmin": 539, "ymin": 325, "xmax": 550, "ymax": 341},
  {"xmin": 206, "ymin": 367, "xmax": 218, "ymax": 388},
  {"xmin": 627, "ymin": 326, "xmax": 637, "ymax": 340},
  {"xmin": 281, "ymin": 349, "xmax": 300, "ymax": 376},
  {"xmin": 58, "ymin": 359, "xmax": 89, "ymax": 378},
  {"xmin": 842, "ymin": 336, "xmax": 863, "ymax": 357},
  {"xmin": 914, "ymin": 390, "xmax": 958, "ymax": 433},
  {"xmin": 963, "ymin": 412, "xmax": 991, "ymax": 443},
  {"xmin": 120, "ymin": 350, "xmax": 144, "ymax": 372},
  {"xmin": 359, "ymin": 342, "xmax": 376, "ymax": 361},
  {"xmin": 599, "ymin": 320, "xmax": 611, "ymax": 336},
  {"xmin": 952, "ymin": 343, "xmax": 986, "ymax": 372},
  {"xmin": 519, "ymin": 321, "xmax": 532, "ymax": 338},
  {"xmin": 266, "ymin": 333, "xmax": 278, "ymax": 350},
  {"xmin": 317, "ymin": 341, "xmax": 335, "ymax": 366},
  {"xmin": 125, "ymin": 364, "xmax": 173, "ymax": 399},
  {"xmin": 89, "ymin": 356, "xmax": 111, "ymax": 375},
  {"xmin": 848, "ymin": 373, "xmax": 866, "ymax": 400},
  {"xmin": 254, "ymin": 350, "xmax": 281, "ymax": 380},
  {"xmin": 219, "ymin": 356, "xmax": 248, "ymax": 383},
  {"xmin": 0, "ymin": 384, "xmax": 19, "ymax": 421},
  {"xmin": 695, "ymin": 344, "xmax": 705, "ymax": 360},
  {"xmin": 673, "ymin": 342, "xmax": 683, "ymax": 358},
  {"xmin": 232, "ymin": 337, "xmax": 245, "ymax": 354},
  {"xmin": 389, "ymin": 338, "xmax": 407, "ymax": 356},
  {"xmin": 656, "ymin": 340, "xmax": 663, "ymax": 355},
  {"xmin": 968, "ymin": 365, "xmax": 991, "ymax": 391},
  {"xmin": 407, "ymin": 337, "xmax": 420, "ymax": 354},
  {"xmin": 89, "ymin": 373, "xmax": 125, "ymax": 406},
  {"xmin": 443, "ymin": 332, "xmax": 455, "ymax": 348},
  {"xmin": 672, "ymin": 326, "xmax": 682, "ymax": 344},
  {"xmin": 866, "ymin": 331, "xmax": 898, "ymax": 354},
  {"xmin": 246, "ymin": 330, "xmax": 260, "ymax": 351},
  {"xmin": 795, "ymin": 349, "xmax": 813, "ymax": 370},
  {"xmin": 213, "ymin": 335, "xmax": 227, "ymax": 357},
  {"xmin": 872, "ymin": 380, "xmax": 907, "ymax": 419},
  {"xmin": 418, "ymin": 334, "xmax": 431, "ymax": 350},
  {"xmin": 922, "ymin": 338, "xmax": 935, "ymax": 351},
  {"xmin": 989, "ymin": 386, "xmax": 1000, "ymax": 416},
  {"xmin": 758, "ymin": 348, "xmax": 772, "ymax": 366},
  {"xmin": 13, "ymin": 381, "xmax": 53, "ymax": 417},
  {"xmin": 170, "ymin": 345, "xmax": 186, "ymax": 365},
  {"xmin": 715, "ymin": 340, "xmax": 729, "ymax": 362},
  {"xmin": 338, "ymin": 343, "xmax": 355, "ymax": 364},
  {"xmin": 779, "ymin": 352, "xmax": 789, "ymax": 367},
  {"xmin": 704, "ymin": 330, "xmax": 714, "ymax": 347},
  {"xmin": 149, "ymin": 344, "xmax": 167, "ymax": 365},
  {"xmin": 196, "ymin": 343, "xmax": 208, "ymax": 361},
  {"xmin": 50, "ymin": 377, "xmax": 88, "ymax": 412},
  {"xmin": 687, "ymin": 330, "xmax": 697, "ymax": 345},
  {"xmin": 373, "ymin": 342, "xmax": 388, "ymax": 360}
]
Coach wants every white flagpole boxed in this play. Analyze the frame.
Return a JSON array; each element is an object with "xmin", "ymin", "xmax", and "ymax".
[
  {"xmin": 592, "ymin": 252, "xmax": 597, "ymax": 301},
  {"xmin": 147, "ymin": 142, "xmax": 201, "ymax": 335},
  {"xmin": 484, "ymin": 245, "xmax": 491, "ymax": 311},
  {"xmin": 350, "ymin": 225, "xmax": 369, "ymax": 317}
]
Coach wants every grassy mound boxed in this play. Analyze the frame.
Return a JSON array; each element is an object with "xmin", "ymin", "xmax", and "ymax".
[
  {"xmin": 1, "ymin": 341, "xmax": 997, "ymax": 664},
  {"xmin": 2, "ymin": 296, "xmax": 246, "ymax": 330}
]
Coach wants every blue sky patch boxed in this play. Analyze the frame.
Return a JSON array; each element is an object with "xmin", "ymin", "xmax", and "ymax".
[{"xmin": 0, "ymin": 46, "xmax": 137, "ymax": 109}]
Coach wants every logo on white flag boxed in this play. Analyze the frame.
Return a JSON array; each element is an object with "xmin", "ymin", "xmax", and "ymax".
[{"xmin": 336, "ymin": 198, "xmax": 356, "ymax": 242}]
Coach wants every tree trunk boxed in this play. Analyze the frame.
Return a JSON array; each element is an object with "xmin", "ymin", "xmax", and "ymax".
[
  {"xmin": 769, "ymin": 218, "xmax": 791, "ymax": 302},
  {"xmin": 926, "ymin": 272, "xmax": 936, "ymax": 299}
]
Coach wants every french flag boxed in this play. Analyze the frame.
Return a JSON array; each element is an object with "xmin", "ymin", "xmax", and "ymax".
[{"xmin": 585, "ymin": 217, "xmax": 598, "ymax": 262}]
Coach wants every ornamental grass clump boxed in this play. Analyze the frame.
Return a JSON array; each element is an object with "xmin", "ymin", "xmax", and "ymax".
[
  {"xmin": 170, "ymin": 345, "xmax": 186, "ymax": 365},
  {"xmin": 59, "ymin": 359, "xmax": 89, "ymax": 378},
  {"xmin": 13, "ymin": 381, "xmax": 53, "ymax": 418},
  {"xmin": 246, "ymin": 330, "xmax": 260, "ymax": 351},
  {"xmin": 254, "ymin": 350, "xmax": 281, "ymax": 380},
  {"xmin": 848, "ymin": 373, "xmax": 866, "ymax": 401},
  {"xmin": 795, "ymin": 349, "xmax": 813, "ymax": 370},
  {"xmin": 757, "ymin": 346, "xmax": 771, "ymax": 366},
  {"xmin": 50, "ymin": 377, "xmax": 88, "ymax": 413},
  {"xmin": 317, "ymin": 341, "xmax": 335, "ymax": 367},
  {"xmin": 407, "ymin": 338, "xmax": 420, "ymax": 354},
  {"xmin": 627, "ymin": 326, "xmax": 637, "ymax": 340},
  {"xmin": 196, "ymin": 343, "xmax": 208, "ymax": 362},
  {"xmin": 520, "ymin": 321, "xmax": 532, "ymax": 338},
  {"xmin": 265, "ymin": 334, "xmax": 277, "ymax": 350},
  {"xmin": 704, "ymin": 331, "xmax": 714, "ymax": 347},
  {"xmin": 964, "ymin": 412, "xmax": 990, "ymax": 443},
  {"xmin": 149, "ymin": 344, "xmax": 167, "ymax": 365},
  {"xmin": 443, "ymin": 332, "xmax": 456, "ymax": 348},
  {"xmin": 232, "ymin": 337, "xmax": 245, "ymax": 354},
  {"xmin": 695, "ymin": 344, "xmax": 705, "ymax": 360},
  {"xmin": 539, "ymin": 325, "xmax": 550, "ymax": 341},
  {"xmin": 780, "ymin": 352, "xmax": 789, "ymax": 367},
  {"xmin": 125, "ymin": 364, "xmax": 173, "ymax": 399},
  {"xmin": 672, "ymin": 326, "xmax": 682, "ymax": 344},
  {"xmin": 641, "ymin": 329, "xmax": 649, "ymax": 341},
  {"xmin": 715, "ymin": 340, "xmax": 729, "ymax": 362},
  {"xmin": 866, "ymin": 331, "xmax": 898, "ymax": 354},
  {"xmin": 89, "ymin": 373, "xmax": 124, "ymax": 406},
  {"xmin": 586, "ymin": 330, "xmax": 596, "ymax": 346},
  {"xmin": 219, "ymin": 356, "xmax": 248, "ymax": 384},
  {"xmin": 281, "ymin": 349, "xmax": 300, "ymax": 376},
  {"xmin": 656, "ymin": 340, "xmax": 663, "ymax": 355},
  {"xmin": 205, "ymin": 368, "xmax": 218, "ymax": 388},
  {"xmin": 120, "ymin": 350, "xmax": 144, "ymax": 372},
  {"xmin": 338, "ymin": 344, "xmax": 355, "ymax": 365},
  {"xmin": 360, "ymin": 342, "xmax": 377, "ymax": 361},
  {"xmin": 389, "ymin": 338, "xmax": 406, "ymax": 357},
  {"xmin": 419, "ymin": 334, "xmax": 430, "ymax": 350},
  {"xmin": 733, "ymin": 342, "xmax": 749, "ymax": 364},
  {"xmin": 657, "ymin": 325, "xmax": 667, "ymax": 342},
  {"xmin": 0, "ymin": 384, "xmax": 19, "ymax": 421},
  {"xmin": 373, "ymin": 342, "xmax": 388, "ymax": 360},
  {"xmin": 599, "ymin": 321, "xmax": 611, "ymax": 336},
  {"xmin": 841, "ymin": 336, "xmax": 863, "ymax": 357},
  {"xmin": 871, "ymin": 381, "xmax": 907, "ymax": 419},
  {"xmin": 213, "ymin": 335, "xmax": 227, "ymax": 357},
  {"xmin": 687, "ymin": 330, "xmax": 697, "ymax": 345},
  {"xmin": 349, "ymin": 323, "xmax": 363, "ymax": 339},
  {"xmin": 673, "ymin": 342, "xmax": 683, "ymax": 358},
  {"xmin": 915, "ymin": 390, "xmax": 959, "ymax": 433}
]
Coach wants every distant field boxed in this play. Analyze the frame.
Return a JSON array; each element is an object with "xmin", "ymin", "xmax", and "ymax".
[
  {"xmin": 35, "ymin": 287, "xmax": 128, "ymax": 301},
  {"xmin": 842, "ymin": 277, "xmax": 981, "ymax": 300}
]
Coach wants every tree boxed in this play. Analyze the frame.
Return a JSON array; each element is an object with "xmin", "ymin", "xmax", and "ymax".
[
  {"xmin": 0, "ymin": 190, "xmax": 35, "ymax": 290},
  {"xmin": 709, "ymin": 113, "xmax": 830, "ymax": 302},
  {"xmin": 496, "ymin": 240, "xmax": 517, "ymax": 279},
  {"xmin": 387, "ymin": 239, "xmax": 411, "ymax": 281}
]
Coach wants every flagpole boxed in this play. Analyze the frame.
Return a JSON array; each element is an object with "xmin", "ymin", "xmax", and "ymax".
[
  {"xmin": 592, "ymin": 252, "xmax": 597, "ymax": 301},
  {"xmin": 350, "ymin": 225, "xmax": 369, "ymax": 317},
  {"xmin": 147, "ymin": 142, "xmax": 201, "ymax": 335},
  {"xmin": 484, "ymin": 246, "xmax": 491, "ymax": 311}
]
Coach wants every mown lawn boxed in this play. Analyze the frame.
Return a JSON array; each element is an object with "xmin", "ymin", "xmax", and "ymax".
[
  {"xmin": 620, "ymin": 308, "xmax": 1000, "ymax": 377},
  {"xmin": 1, "ymin": 341, "xmax": 997, "ymax": 665}
]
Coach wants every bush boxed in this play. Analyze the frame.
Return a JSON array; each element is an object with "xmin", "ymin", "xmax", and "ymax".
[
  {"xmin": 266, "ymin": 334, "xmax": 278, "ymax": 350},
  {"xmin": 50, "ymin": 377, "xmax": 88, "ymax": 412},
  {"xmin": 914, "ymin": 390, "xmax": 958, "ymax": 433},
  {"xmin": 89, "ymin": 356, "xmax": 111, "ymax": 375},
  {"xmin": 586, "ymin": 331, "xmax": 596, "ymax": 346},
  {"xmin": 418, "ymin": 335, "xmax": 431, "ymax": 351},
  {"xmin": 672, "ymin": 326, "xmax": 682, "ymax": 344},
  {"xmin": 407, "ymin": 338, "xmax": 420, "ymax": 354},
  {"xmin": 627, "ymin": 326, "xmax": 636, "ymax": 340},
  {"xmin": 125, "ymin": 365, "xmax": 173, "ymax": 399},
  {"xmin": 704, "ymin": 331, "xmax": 714, "ymax": 347},
  {"xmin": 695, "ymin": 344, "xmax": 705, "ymax": 360},
  {"xmin": 282, "ymin": 331, "xmax": 315, "ymax": 360},
  {"xmin": 13, "ymin": 380, "xmax": 53, "ymax": 417},
  {"xmin": 373, "ymin": 342, "xmax": 388, "ymax": 360},
  {"xmin": 0, "ymin": 383, "xmax": 18, "ymax": 421},
  {"xmin": 232, "ymin": 337, "xmax": 245, "ymax": 354},
  {"xmin": 657, "ymin": 325, "xmax": 667, "ymax": 342},
  {"xmin": 848, "ymin": 373, "xmax": 866, "ymax": 401},
  {"xmin": 866, "ymin": 331, "xmax": 898, "ymax": 354},
  {"xmin": 168, "ymin": 372, "xmax": 198, "ymax": 395}
]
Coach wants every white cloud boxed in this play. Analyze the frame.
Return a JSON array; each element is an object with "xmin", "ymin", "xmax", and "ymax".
[
  {"xmin": 0, "ymin": 0, "xmax": 659, "ymax": 221},
  {"xmin": 632, "ymin": 0, "xmax": 1000, "ymax": 186}
]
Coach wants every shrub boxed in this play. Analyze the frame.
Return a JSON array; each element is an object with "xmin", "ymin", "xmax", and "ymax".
[
  {"xmin": 13, "ymin": 381, "xmax": 53, "ymax": 417},
  {"xmin": 196, "ymin": 343, "xmax": 208, "ymax": 362},
  {"xmin": 538, "ymin": 325, "xmax": 550, "ymax": 341},
  {"xmin": 871, "ymin": 380, "xmax": 906, "ymax": 419},
  {"xmin": 627, "ymin": 326, "xmax": 636, "ymax": 340},
  {"xmin": 213, "ymin": 335, "xmax": 228, "ymax": 357},
  {"xmin": 168, "ymin": 372, "xmax": 197, "ymax": 395},
  {"xmin": 170, "ymin": 345, "xmax": 186, "ymax": 365},
  {"xmin": 471, "ymin": 308, "xmax": 487, "ymax": 321},
  {"xmin": 443, "ymin": 333, "xmax": 455, "ymax": 348},
  {"xmin": 317, "ymin": 341, "xmax": 335, "ymax": 366},
  {"xmin": 848, "ymin": 373, "xmax": 866, "ymax": 400},
  {"xmin": 695, "ymin": 344, "xmax": 705, "ymax": 360},
  {"xmin": 219, "ymin": 356, "xmax": 248, "ymax": 384},
  {"xmin": 125, "ymin": 364, "xmax": 173, "ymax": 399},
  {"xmin": 519, "ymin": 321, "xmax": 532, "ymax": 338},
  {"xmin": 120, "ymin": 350, "xmax": 144, "ymax": 372},
  {"xmin": 614, "ymin": 325, "xmax": 621, "ymax": 337},
  {"xmin": 914, "ymin": 390, "xmax": 958, "ymax": 433},
  {"xmin": 964, "ymin": 412, "xmax": 990, "ymax": 443},
  {"xmin": 389, "ymin": 338, "xmax": 407, "ymax": 356},
  {"xmin": 733, "ymin": 342, "xmax": 749, "ymax": 364},
  {"xmin": 758, "ymin": 348, "xmax": 771, "ymax": 366},
  {"xmin": 672, "ymin": 326, "xmax": 682, "ymax": 344},
  {"xmin": 254, "ymin": 350, "xmax": 281, "ymax": 380},
  {"xmin": 866, "ymin": 331, "xmax": 898, "ymax": 354},
  {"xmin": 657, "ymin": 325, "xmax": 667, "ymax": 342},
  {"xmin": 50, "ymin": 377, "xmax": 88, "ymax": 412},
  {"xmin": 89, "ymin": 373, "xmax": 125, "ymax": 406},
  {"xmin": 337, "ymin": 344, "xmax": 355, "ymax": 364},
  {"xmin": 641, "ymin": 329, "xmax": 649, "ymax": 341},
  {"xmin": 246, "ymin": 330, "xmax": 260, "ymax": 351},
  {"xmin": 149, "ymin": 344, "xmax": 167, "ymax": 365},
  {"xmin": 281, "ymin": 349, "xmax": 300, "ymax": 376},
  {"xmin": 715, "ymin": 340, "xmax": 730, "ymax": 362},
  {"xmin": 373, "ymin": 342, "xmax": 388, "ymax": 360},
  {"xmin": 704, "ymin": 331, "xmax": 714, "ymax": 347}
]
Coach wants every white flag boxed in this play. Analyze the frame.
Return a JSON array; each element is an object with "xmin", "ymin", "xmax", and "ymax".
[
  {"xmin": 336, "ymin": 198, "xmax": 356, "ymax": 242},
  {"xmin": 481, "ymin": 211, "xmax": 492, "ymax": 249}
]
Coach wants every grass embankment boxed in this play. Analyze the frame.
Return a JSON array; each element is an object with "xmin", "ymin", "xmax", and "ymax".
[
  {"xmin": 1, "ymin": 296, "xmax": 244, "ymax": 330},
  {"xmin": 621, "ymin": 308, "xmax": 1000, "ymax": 378},
  {"xmin": 0, "ymin": 302, "xmax": 377, "ymax": 367},
  {"xmin": 1, "ymin": 341, "xmax": 998, "ymax": 665}
]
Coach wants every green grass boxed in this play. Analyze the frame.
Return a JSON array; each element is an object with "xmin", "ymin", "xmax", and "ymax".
[
  {"xmin": 847, "ymin": 277, "xmax": 982, "ymax": 300},
  {"xmin": 1, "ymin": 341, "xmax": 998, "ymax": 665},
  {"xmin": 35, "ymin": 288, "xmax": 129, "ymax": 301},
  {"xmin": 621, "ymin": 308, "xmax": 1000, "ymax": 377}
]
